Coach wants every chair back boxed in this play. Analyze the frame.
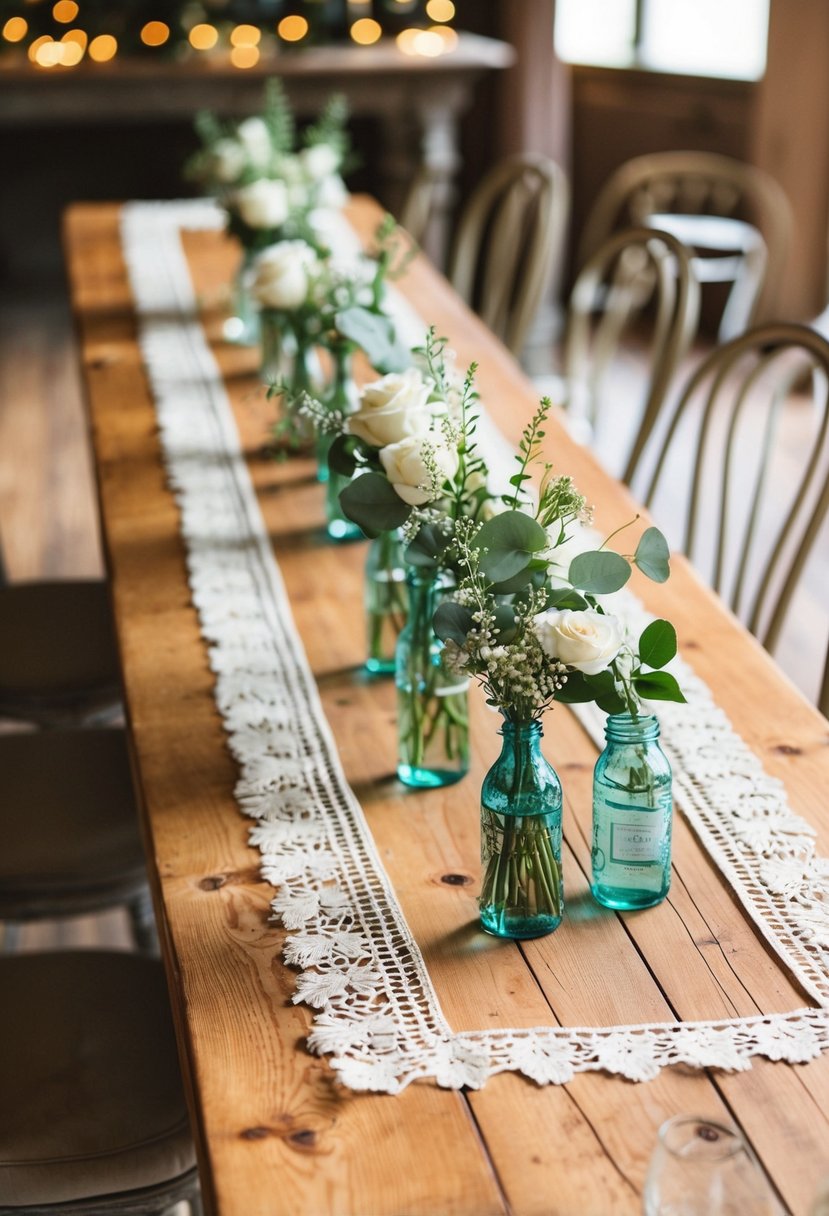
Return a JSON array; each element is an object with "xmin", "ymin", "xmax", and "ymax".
[
  {"xmin": 637, "ymin": 322, "xmax": 829, "ymax": 658},
  {"xmin": 447, "ymin": 153, "xmax": 569, "ymax": 357},
  {"xmin": 561, "ymin": 226, "xmax": 701, "ymax": 484},
  {"xmin": 578, "ymin": 151, "xmax": 792, "ymax": 339}
]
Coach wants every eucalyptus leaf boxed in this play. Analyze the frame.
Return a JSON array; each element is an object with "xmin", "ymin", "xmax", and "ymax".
[
  {"xmin": 334, "ymin": 307, "xmax": 409, "ymax": 374},
  {"xmin": 638, "ymin": 619, "xmax": 677, "ymax": 670},
  {"xmin": 433, "ymin": 601, "xmax": 474, "ymax": 646},
  {"xmin": 405, "ymin": 522, "xmax": 448, "ymax": 568},
  {"xmin": 568, "ymin": 550, "xmax": 631, "ymax": 594},
  {"xmin": 634, "ymin": 670, "xmax": 687, "ymax": 703},
  {"xmin": 339, "ymin": 472, "xmax": 410, "ymax": 538},
  {"xmin": 545, "ymin": 587, "xmax": 589, "ymax": 611},
  {"xmin": 491, "ymin": 603, "xmax": 518, "ymax": 644},
  {"xmin": 553, "ymin": 672, "xmax": 596, "ymax": 703},
  {"xmin": 634, "ymin": 527, "xmax": 671, "ymax": 583},
  {"xmin": 491, "ymin": 566, "xmax": 544, "ymax": 596},
  {"xmin": 327, "ymin": 433, "xmax": 359, "ymax": 478},
  {"xmin": 475, "ymin": 510, "xmax": 548, "ymax": 582}
]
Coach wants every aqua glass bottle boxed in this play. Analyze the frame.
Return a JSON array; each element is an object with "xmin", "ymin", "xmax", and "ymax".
[
  {"xmin": 260, "ymin": 309, "xmax": 293, "ymax": 385},
  {"xmin": 224, "ymin": 248, "xmax": 259, "ymax": 346},
  {"xmin": 364, "ymin": 530, "xmax": 408, "ymax": 675},
  {"xmin": 319, "ymin": 342, "xmax": 361, "ymax": 542},
  {"xmin": 591, "ymin": 713, "xmax": 672, "ymax": 910},
  {"xmin": 395, "ymin": 567, "xmax": 469, "ymax": 788},
  {"xmin": 479, "ymin": 718, "xmax": 563, "ymax": 939}
]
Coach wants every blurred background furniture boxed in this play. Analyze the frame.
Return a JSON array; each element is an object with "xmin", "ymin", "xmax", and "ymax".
[
  {"xmin": 0, "ymin": 729, "xmax": 155, "ymax": 954},
  {"xmin": 443, "ymin": 151, "xmax": 569, "ymax": 359},
  {"xmin": 0, "ymin": 951, "xmax": 199, "ymax": 1214},
  {"xmin": 633, "ymin": 322, "xmax": 829, "ymax": 663},
  {"xmin": 557, "ymin": 225, "xmax": 700, "ymax": 483},
  {"xmin": 577, "ymin": 151, "xmax": 793, "ymax": 342}
]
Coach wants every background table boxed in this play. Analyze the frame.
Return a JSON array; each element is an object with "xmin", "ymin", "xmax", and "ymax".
[{"xmin": 65, "ymin": 197, "xmax": 829, "ymax": 1215}]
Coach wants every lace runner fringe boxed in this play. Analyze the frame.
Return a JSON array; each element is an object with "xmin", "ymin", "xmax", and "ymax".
[{"xmin": 121, "ymin": 199, "xmax": 829, "ymax": 1093}]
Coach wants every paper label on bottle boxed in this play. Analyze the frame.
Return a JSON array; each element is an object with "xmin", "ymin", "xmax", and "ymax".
[{"xmin": 610, "ymin": 814, "xmax": 663, "ymax": 865}]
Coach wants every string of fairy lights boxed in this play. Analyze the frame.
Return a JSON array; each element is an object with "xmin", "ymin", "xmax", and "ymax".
[{"xmin": 0, "ymin": 0, "xmax": 458, "ymax": 69}]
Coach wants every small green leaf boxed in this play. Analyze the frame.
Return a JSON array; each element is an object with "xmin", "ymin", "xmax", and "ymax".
[
  {"xmin": 569, "ymin": 550, "xmax": 631, "ymax": 594},
  {"xmin": 474, "ymin": 511, "xmax": 549, "ymax": 582},
  {"xmin": 638, "ymin": 619, "xmax": 677, "ymax": 670},
  {"xmin": 327, "ymin": 433, "xmax": 359, "ymax": 478},
  {"xmin": 405, "ymin": 522, "xmax": 447, "ymax": 568},
  {"xmin": 545, "ymin": 587, "xmax": 589, "ymax": 611},
  {"xmin": 634, "ymin": 671, "xmax": 686, "ymax": 703},
  {"xmin": 334, "ymin": 307, "xmax": 409, "ymax": 374},
  {"xmin": 339, "ymin": 472, "xmax": 410, "ymax": 538},
  {"xmin": 433, "ymin": 601, "xmax": 474, "ymax": 646},
  {"xmin": 634, "ymin": 527, "xmax": 671, "ymax": 583}
]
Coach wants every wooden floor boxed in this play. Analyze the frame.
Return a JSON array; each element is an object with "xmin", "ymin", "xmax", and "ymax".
[{"xmin": 1, "ymin": 284, "xmax": 827, "ymax": 958}]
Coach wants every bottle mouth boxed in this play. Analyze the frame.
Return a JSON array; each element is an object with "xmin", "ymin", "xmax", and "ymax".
[{"xmin": 605, "ymin": 712, "xmax": 659, "ymax": 740}]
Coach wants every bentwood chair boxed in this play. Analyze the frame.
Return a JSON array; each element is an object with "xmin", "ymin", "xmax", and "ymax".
[
  {"xmin": 578, "ymin": 152, "xmax": 793, "ymax": 342},
  {"xmin": 632, "ymin": 322, "xmax": 829, "ymax": 664},
  {"xmin": 0, "ymin": 540, "xmax": 122, "ymax": 727},
  {"xmin": 0, "ymin": 951, "xmax": 200, "ymax": 1214},
  {"xmin": 558, "ymin": 226, "xmax": 701, "ymax": 484},
  {"xmin": 445, "ymin": 153, "xmax": 570, "ymax": 358},
  {"xmin": 0, "ymin": 729, "xmax": 156, "ymax": 953}
]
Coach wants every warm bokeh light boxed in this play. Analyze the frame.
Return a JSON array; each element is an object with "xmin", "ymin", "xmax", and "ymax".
[
  {"xmin": 140, "ymin": 21, "xmax": 170, "ymax": 47},
  {"xmin": 230, "ymin": 23, "xmax": 260, "ymax": 47},
  {"xmin": 52, "ymin": 0, "xmax": 78, "ymax": 22},
  {"xmin": 426, "ymin": 0, "xmax": 455, "ymax": 20},
  {"xmin": 277, "ymin": 14, "xmax": 308, "ymax": 42},
  {"xmin": 188, "ymin": 23, "xmax": 218, "ymax": 50},
  {"xmin": 62, "ymin": 27, "xmax": 87, "ymax": 48},
  {"xmin": 88, "ymin": 33, "xmax": 117, "ymax": 61},
  {"xmin": 403, "ymin": 27, "xmax": 443, "ymax": 56},
  {"xmin": 429, "ymin": 23, "xmax": 457, "ymax": 48},
  {"xmin": 350, "ymin": 17, "xmax": 381, "ymax": 44},
  {"xmin": 27, "ymin": 34, "xmax": 50, "ymax": 61},
  {"xmin": 2, "ymin": 16, "xmax": 28, "ymax": 41},
  {"xmin": 35, "ymin": 39, "xmax": 62, "ymax": 66},
  {"xmin": 230, "ymin": 44, "xmax": 259, "ymax": 67},
  {"xmin": 59, "ymin": 39, "xmax": 83, "ymax": 64}
]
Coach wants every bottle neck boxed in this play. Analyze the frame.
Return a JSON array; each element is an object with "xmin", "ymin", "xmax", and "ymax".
[{"xmin": 604, "ymin": 712, "xmax": 660, "ymax": 744}]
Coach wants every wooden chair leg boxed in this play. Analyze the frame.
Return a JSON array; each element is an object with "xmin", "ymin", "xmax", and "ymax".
[{"xmin": 128, "ymin": 889, "xmax": 159, "ymax": 955}]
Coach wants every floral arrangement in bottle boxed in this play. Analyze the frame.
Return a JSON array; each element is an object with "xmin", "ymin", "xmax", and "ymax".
[{"xmin": 430, "ymin": 399, "xmax": 685, "ymax": 936}]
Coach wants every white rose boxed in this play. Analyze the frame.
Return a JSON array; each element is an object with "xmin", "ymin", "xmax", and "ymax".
[
  {"xmin": 250, "ymin": 240, "xmax": 319, "ymax": 310},
  {"xmin": 212, "ymin": 138, "xmax": 246, "ymax": 184},
  {"xmin": 236, "ymin": 117, "xmax": 272, "ymax": 170},
  {"xmin": 314, "ymin": 174, "xmax": 348, "ymax": 210},
  {"xmin": 349, "ymin": 368, "xmax": 436, "ymax": 446},
  {"xmin": 234, "ymin": 178, "xmax": 289, "ymax": 230},
  {"xmin": 533, "ymin": 609, "xmax": 623, "ymax": 676},
  {"xmin": 379, "ymin": 434, "xmax": 459, "ymax": 506},
  {"xmin": 301, "ymin": 142, "xmax": 340, "ymax": 181}
]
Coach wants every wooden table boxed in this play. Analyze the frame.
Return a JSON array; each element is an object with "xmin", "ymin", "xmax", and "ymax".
[{"xmin": 65, "ymin": 197, "xmax": 829, "ymax": 1216}]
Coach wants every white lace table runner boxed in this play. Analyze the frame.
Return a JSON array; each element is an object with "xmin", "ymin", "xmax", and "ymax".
[{"xmin": 121, "ymin": 199, "xmax": 829, "ymax": 1092}]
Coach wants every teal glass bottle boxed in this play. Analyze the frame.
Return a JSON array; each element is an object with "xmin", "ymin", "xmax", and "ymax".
[
  {"xmin": 479, "ymin": 718, "xmax": 563, "ymax": 939},
  {"xmin": 591, "ymin": 713, "xmax": 672, "ymax": 910},
  {"xmin": 319, "ymin": 342, "xmax": 361, "ymax": 542},
  {"xmin": 364, "ymin": 530, "xmax": 408, "ymax": 676},
  {"xmin": 395, "ymin": 568, "xmax": 469, "ymax": 788},
  {"xmin": 224, "ymin": 248, "xmax": 259, "ymax": 346}
]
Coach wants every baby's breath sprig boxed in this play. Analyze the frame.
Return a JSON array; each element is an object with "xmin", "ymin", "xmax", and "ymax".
[{"xmin": 504, "ymin": 397, "xmax": 551, "ymax": 511}]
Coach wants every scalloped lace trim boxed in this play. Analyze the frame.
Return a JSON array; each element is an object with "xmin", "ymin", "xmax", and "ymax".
[{"xmin": 120, "ymin": 199, "xmax": 829, "ymax": 1092}]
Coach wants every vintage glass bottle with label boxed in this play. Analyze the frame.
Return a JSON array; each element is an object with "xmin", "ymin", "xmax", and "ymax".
[{"xmin": 591, "ymin": 713, "xmax": 672, "ymax": 910}]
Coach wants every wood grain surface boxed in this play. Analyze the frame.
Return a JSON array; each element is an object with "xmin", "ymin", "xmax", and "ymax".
[{"xmin": 64, "ymin": 198, "xmax": 829, "ymax": 1216}]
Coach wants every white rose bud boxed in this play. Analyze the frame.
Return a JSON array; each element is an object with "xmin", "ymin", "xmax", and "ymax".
[
  {"xmin": 236, "ymin": 117, "xmax": 272, "ymax": 170},
  {"xmin": 250, "ymin": 240, "xmax": 319, "ymax": 310},
  {"xmin": 234, "ymin": 178, "xmax": 289, "ymax": 230},
  {"xmin": 300, "ymin": 142, "xmax": 340, "ymax": 181},
  {"xmin": 379, "ymin": 434, "xmax": 459, "ymax": 506},
  {"xmin": 212, "ymin": 138, "xmax": 246, "ymax": 184},
  {"xmin": 349, "ymin": 368, "xmax": 438, "ymax": 447},
  {"xmin": 533, "ymin": 609, "xmax": 623, "ymax": 676}
]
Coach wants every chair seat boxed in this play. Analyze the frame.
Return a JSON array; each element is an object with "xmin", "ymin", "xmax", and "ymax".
[
  {"xmin": 0, "ymin": 730, "xmax": 147, "ymax": 915},
  {"xmin": 0, "ymin": 951, "xmax": 196, "ymax": 1209},
  {"xmin": 0, "ymin": 581, "xmax": 121, "ymax": 724}
]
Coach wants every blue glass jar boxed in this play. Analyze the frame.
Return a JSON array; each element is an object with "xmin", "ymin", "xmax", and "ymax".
[
  {"xmin": 591, "ymin": 713, "xmax": 672, "ymax": 910},
  {"xmin": 364, "ymin": 530, "xmax": 408, "ymax": 676},
  {"xmin": 224, "ymin": 248, "xmax": 259, "ymax": 346},
  {"xmin": 395, "ymin": 567, "xmax": 469, "ymax": 788},
  {"xmin": 479, "ymin": 718, "xmax": 563, "ymax": 939},
  {"xmin": 319, "ymin": 342, "xmax": 361, "ymax": 542}
]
